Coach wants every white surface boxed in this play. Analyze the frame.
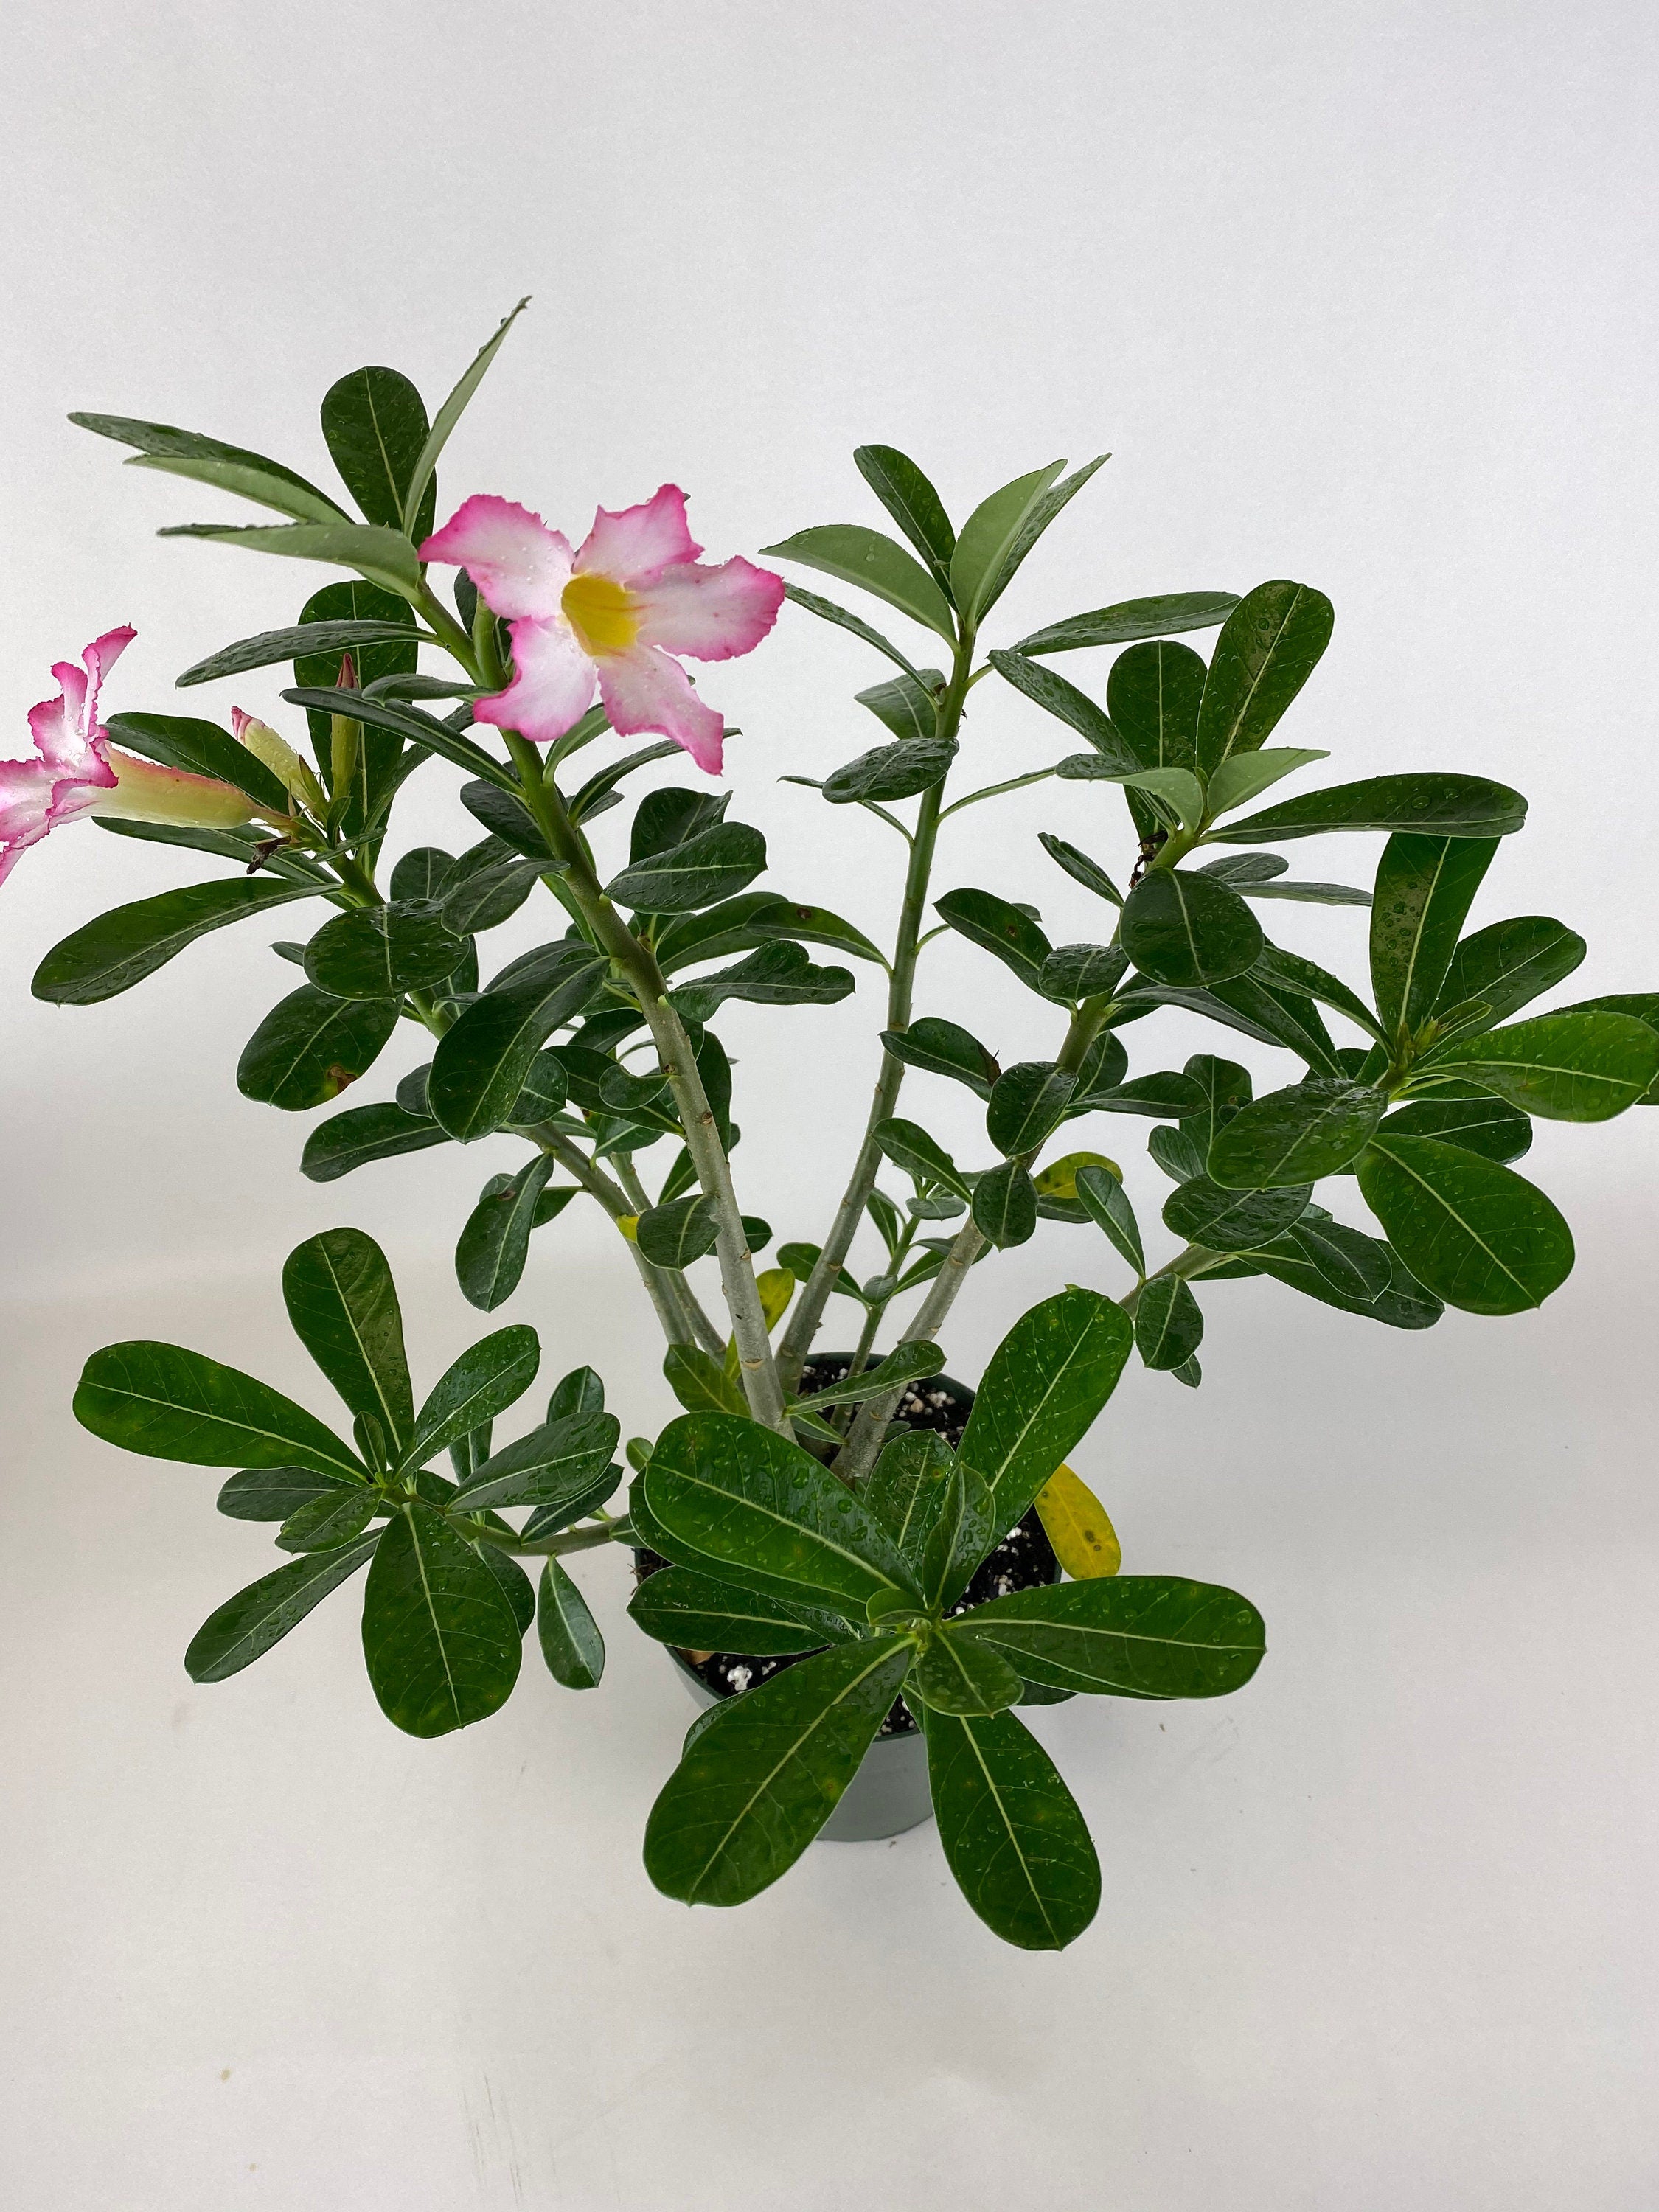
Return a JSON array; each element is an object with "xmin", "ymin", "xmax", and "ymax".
[{"xmin": 2, "ymin": 1, "xmax": 1658, "ymax": 2205}]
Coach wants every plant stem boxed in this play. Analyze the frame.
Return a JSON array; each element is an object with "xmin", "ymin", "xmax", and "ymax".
[
  {"xmin": 501, "ymin": 735, "xmax": 790, "ymax": 1433},
  {"xmin": 613, "ymin": 1153, "xmax": 724, "ymax": 1354},
  {"xmin": 473, "ymin": 1514, "xmax": 624, "ymax": 1560},
  {"xmin": 776, "ymin": 632, "xmax": 976, "ymax": 1392}
]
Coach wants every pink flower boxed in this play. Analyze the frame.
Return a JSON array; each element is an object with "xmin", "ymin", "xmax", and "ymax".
[
  {"xmin": 420, "ymin": 486, "xmax": 785, "ymax": 774},
  {"xmin": 1, "ymin": 630, "xmax": 265, "ymax": 887}
]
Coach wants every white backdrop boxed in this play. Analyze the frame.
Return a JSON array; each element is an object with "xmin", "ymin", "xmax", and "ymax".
[{"xmin": 3, "ymin": 3, "xmax": 1658, "ymax": 2206}]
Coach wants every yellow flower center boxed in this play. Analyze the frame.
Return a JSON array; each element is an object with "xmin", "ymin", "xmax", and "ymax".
[{"xmin": 562, "ymin": 572, "xmax": 640, "ymax": 656}]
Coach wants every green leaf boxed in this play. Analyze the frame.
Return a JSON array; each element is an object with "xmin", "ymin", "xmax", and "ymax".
[
  {"xmin": 1377, "ymin": 1091, "xmax": 1531, "ymax": 1163},
  {"xmin": 924, "ymin": 1708, "xmax": 1100, "ymax": 1950},
  {"xmin": 977, "ymin": 456, "xmax": 1109, "ymax": 618},
  {"xmin": 32, "ymin": 877, "xmax": 318, "ymax": 1006},
  {"xmin": 1015, "ymin": 591, "xmax": 1241, "ymax": 658},
  {"xmin": 1119, "ymin": 973, "xmax": 1343, "ymax": 1073},
  {"xmin": 852, "ymin": 444, "xmax": 956, "ymax": 591},
  {"xmin": 185, "ymin": 1535, "xmax": 379, "ymax": 1683},
  {"xmin": 760, "ymin": 524, "xmax": 956, "ymax": 642},
  {"xmin": 303, "ymin": 900, "xmax": 463, "ymax": 998},
  {"xmin": 1038, "ymin": 833, "xmax": 1123, "ymax": 906},
  {"xmin": 671, "ymin": 942, "xmax": 855, "ymax": 1021},
  {"xmin": 535, "ymin": 1561, "xmax": 605, "ymax": 1688},
  {"xmin": 321, "ymin": 366, "xmax": 434, "ymax": 538},
  {"xmin": 1368, "ymin": 834, "xmax": 1498, "ymax": 1038},
  {"xmin": 865, "ymin": 1429, "xmax": 959, "ymax": 1567},
  {"xmin": 291, "ymin": 582, "xmax": 419, "ymax": 816},
  {"xmin": 637, "ymin": 1194, "xmax": 721, "ymax": 1270},
  {"xmin": 1236, "ymin": 877, "xmax": 1371, "ymax": 906},
  {"xmin": 958, "ymin": 1286, "xmax": 1134, "ymax": 1534},
  {"xmin": 400, "ymin": 298, "xmax": 528, "ymax": 531},
  {"xmin": 70, "ymin": 410, "xmax": 349, "ymax": 524},
  {"xmin": 479, "ymin": 1545, "xmax": 535, "ymax": 1635},
  {"xmin": 919, "ymin": 1461, "xmax": 997, "ymax": 1611},
  {"xmin": 986, "ymin": 1062, "xmax": 1078, "ymax": 1157},
  {"xmin": 301, "ymin": 1101, "xmax": 451, "ymax": 1182},
  {"xmin": 872, "ymin": 1116, "xmax": 973, "ymax": 1200},
  {"xmin": 1123, "ymin": 766, "xmax": 1206, "ymax": 833},
  {"xmin": 428, "ymin": 946, "xmax": 607, "ymax": 1141},
  {"xmin": 650, "ymin": 891, "xmax": 779, "ymax": 975},
  {"xmin": 934, "ymin": 887, "xmax": 1052, "ymax": 993},
  {"xmin": 1205, "ymin": 747, "xmax": 1329, "ymax": 818},
  {"xmin": 1419, "ymin": 1011, "xmax": 1659, "ymax": 1121},
  {"xmin": 1076, "ymin": 1163, "xmax": 1144, "ymax": 1273},
  {"xmin": 776, "ymin": 582, "xmax": 925, "ymax": 682},
  {"xmin": 959, "ymin": 1574, "xmax": 1267, "ymax": 1698},
  {"xmin": 403, "ymin": 1325, "xmax": 540, "ymax": 1472},
  {"xmin": 1357, "ymin": 1133, "xmax": 1573, "ymax": 1313},
  {"xmin": 989, "ymin": 650, "xmax": 1142, "ymax": 771},
  {"xmin": 1259, "ymin": 1214, "xmax": 1393, "ymax": 1301},
  {"xmin": 1122, "ymin": 869, "xmax": 1263, "ymax": 988},
  {"xmin": 276, "ymin": 1488, "xmax": 378, "ymax": 1553},
  {"xmin": 361, "ymin": 1502, "xmax": 522, "ymax": 1736},
  {"xmin": 448, "ymin": 1411, "xmax": 619, "ymax": 1515},
  {"xmin": 792, "ymin": 1340, "xmax": 945, "ymax": 1411},
  {"xmin": 1434, "ymin": 916, "xmax": 1587, "ymax": 1031},
  {"xmin": 1133, "ymin": 1276, "xmax": 1203, "ymax": 1369},
  {"xmin": 1194, "ymin": 580, "xmax": 1333, "ymax": 776},
  {"xmin": 1550, "ymin": 994, "xmax": 1659, "ymax": 1102},
  {"xmin": 949, "ymin": 461, "xmax": 1065, "ymax": 623},
  {"xmin": 440, "ymin": 843, "xmax": 541, "ymax": 934},
  {"xmin": 972, "ymin": 1162, "xmax": 1037, "ymax": 1248},
  {"xmin": 642, "ymin": 1412, "xmax": 919, "ymax": 1610},
  {"xmin": 878, "ymin": 1017, "xmax": 1001, "ymax": 1099},
  {"xmin": 644, "ymin": 1637, "xmax": 914, "ymax": 1905},
  {"xmin": 1208, "ymin": 1078, "xmax": 1388, "ymax": 1187},
  {"xmin": 822, "ymin": 733, "xmax": 957, "ymax": 803},
  {"xmin": 627, "ymin": 1566, "xmax": 836, "ymax": 1655},
  {"xmin": 74, "ymin": 1340, "xmax": 365, "ymax": 1478},
  {"xmin": 908, "ymin": 1628, "xmax": 1023, "ymax": 1716},
  {"xmin": 102, "ymin": 709, "xmax": 293, "ymax": 815},
  {"xmin": 237, "ymin": 986, "xmax": 398, "ymax": 1110},
  {"xmin": 455, "ymin": 1156, "xmax": 556, "ymax": 1310},
  {"xmin": 1250, "ymin": 944, "xmax": 1388, "ymax": 1045},
  {"xmin": 216, "ymin": 1466, "xmax": 359, "ymax": 1521},
  {"xmin": 159, "ymin": 518, "xmax": 422, "ymax": 597},
  {"xmin": 1242, "ymin": 1229, "xmax": 1443, "ymax": 1329},
  {"xmin": 663, "ymin": 1343, "xmax": 749, "ymax": 1418},
  {"xmin": 747, "ymin": 897, "xmax": 886, "ymax": 967},
  {"xmin": 855, "ymin": 669, "xmax": 945, "ymax": 741},
  {"xmin": 1211, "ymin": 773, "xmax": 1528, "ymax": 844},
  {"xmin": 606, "ymin": 823, "xmax": 767, "ymax": 913},
  {"xmin": 1105, "ymin": 639, "xmax": 1206, "ymax": 772},
  {"xmin": 178, "ymin": 617, "xmax": 424, "ymax": 689},
  {"xmin": 1077, "ymin": 1071, "xmax": 1205, "ymax": 1119},
  {"xmin": 281, "ymin": 1227, "xmax": 414, "ymax": 1452},
  {"xmin": 1164, "ymin": 1174, "xmax": 1310, "ymax": 1250}
]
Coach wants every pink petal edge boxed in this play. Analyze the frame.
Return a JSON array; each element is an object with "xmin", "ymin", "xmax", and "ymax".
[
  {"xmin": 420, "ymin": 495, "xmax": 572, "ymax": 622},
  {"xmin": 630, "ymin": 555, "xmax": 785, "ymax": 663},
  {"xmin": 575, "ymin": 485, "xmax": 702, "ymax": 586},
  {"xmin": 597, "ymin": 645, "xmax": 725, "ymax": 775},
  {"xmin": 471, "ymin": 616, "xmax": 597, "ymax": 744}
]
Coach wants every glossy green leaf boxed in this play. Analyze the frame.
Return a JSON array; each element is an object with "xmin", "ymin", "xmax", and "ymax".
[
  {"xmin": 934, "ymin": 888, "xmax": 1052, "ymax": 993},
  {"xmin": 919, "ymin": 1461, "xmax": 996, "ymax": 1611},
  {"xmin": 989, "ymin": 651, "xmax": 1143, "ymax": 771},
  {"xmin": 290, "ymin": 581, "xmax": 419, "ymax": 818},
  {"xmin": 216, "ymin": 1466, "xmax": 359, "ymax": 1521},
  {"xmin": 178, "ymin": 617, "xmax": 423, "ymax": 689},
  {"xmin": 281, "ymin": 1227, "xmax": 414, "ymax": 1451},
  {"xmin": 1164, "ymin": 1174, "xmax": 1311, "ymax": 1250},
  {"xmin": 1037, "ymin": 833, "xmax": 1123, "ymax": 906},
  {"xmin": 1133, "ymin": 1276, "xmax": 1204, "ymax": 1369},
  {"xmin": 75, "ymin": 1340, "xmax": 365, "ymax": 1478},
  {"xmin": 979, "ymin": 456, "xmax": 1109, "ymax": 618},
  {"xmin": 1435, "ymin": 916, "xmax": 1587, "ymax": 1031},
  {"xmin": 745, "ymin": 897, "xmax": 886, "ymax": 968},
  {"xmin": 237, "ymin": 986, "xmax": 399, "ymax": 1110},
  {"xmin": 1208, "ymin": 1079, "xmax": 1388, "ymax": 1187},
  {"xmin": 361, "ymin": 1502, "xmax": 522, "ymax": 1736},
  {"xmin": 759, "ymin": 524, "xmax": 956, "ymax": 642},
  {"xmin": 663, "ymin": 1343, "xmax": 749, "ymax": 1417},
  {"xmin": 872, "ymin": 1117, "xmax": 973, "ymax": 1200},
  {"xmin": 71, "ymin": 410, "xmax": 349, "ymax": 524},
  {"xmin": 959, "ymin": 1574, "xmax": 1267, "ymax": 1698},
  {"xmin": 924, "ymin": 1707, "xmax": 1100, "ymax": 1950},
  {"xmin": 1105, "ymin": 639, "xmax": 1206, "ymax": 773},
  {"xmin": 103, "ymin": 709, "xmax": 293, "ymax": 814},
  {"xmin": 1377, "ymin": 1091, "xmax": 1532, "ymax": 1163},
  {"xmin": 1121, "ymin": 869, "xmax": 1263, "ymax": 988},
  {"xmin": 852, "ymin": 445, "xmax": 956, "ymax": 588},
  {"xmin": 287, "ymin": 683, "xmax": 505, "ymax": 793},
  {"xmin": 987, "ymin": 1062, "xmax": 1077, "ymax": 1156},
  {"xmin": 400, "ymin": 297, "xmax": 529, "ymax": 532},
  {"xmin": 303, "ymin": 900, "xmax": 464, "ymax": 998},
  {"xmin": 1264, "ymin": 1213, "xmax": 1393, "ymax": 1301},
  {"xmin": 1148, "ymin": 1123, "xmax": 1208, "ymax": 1183},
  {"xmin": 1551, "ymin": 994, "xmax": 1659, "ymax": 1102},
  {"xmin": 1119, "ymin": 974, "xmax": 1344, "ymax": 1074},
  {"xmin": 1242, "ymin": 1230, "xmax": 1443, "ymax": 1329},
  {"xmin": 1194, "ymin": 580, "xmax": 1333, "ymax": 775},
  {"xmin": 1357, "ymin": 1133, "xmax": 1573, "ymax": 1313},
  {"xmin": 479, "ymin": 1546, "xmax": 536, "ymax": 1636},
  {"xmin": 402, "ymin": 1325, "xmax": 540, "ymax": 1472},
  {"xmin": 627, "ymin": 1566, "xmax": 835, "ymax": 1655},
  {"xmin": 642, "ymin": 1412, "xmax": 919, "ymax": 1609},
  {"xmin": 865, "ymin": 1429, "xmax": 959, "ymax": 1568},
  {"xmin": 949, "ymin": 461, "xmax": 1065, "ymax": 623},
  {"xmin": 456, "ymin": 1415, "xmax": 619, "ymax": 1514},
  {"xmin": 792, "ymin": 1340, "xmax": 945, "ymax": 1411},
  {"xmin": 636, "ymin": 1195, "xmax": 720, "ymax": 1270},
  {"xmin": 300, "ymin": 1102, "xmax": 451, "ymax": 1181},
  {"xmin": 1250, "ymin": 945, "xmax": 1387, "ymax": 1045},
  {"xmin": 958, "ymin": 1286, "xmax": 1134, "ymax": 1534},
  {"xmin": 672, "ymin": 942, "xmax": 855, "ymax": 1021},
  {"xmin": 1076, "ymin": 1163, "xmax": 1144, "ymax": 1273},
  {"xmin": 606, "ymin": 823, "xmax": 767, "ymax": 914},
  {"xmin": 536, "ymin": 1560, "xmax": 605, "ymax": 1688},
  {"xmin": 185, "ymin": 1534, "xmax": 379, "ymax": 1683},
  {"xmin": 972, "ymin": 1161, "xmax": 1037, "ymax": 1248},
  {"xmin": 878, "ymin": 1018, "xmax": 1001, "ymax": 1099},
  {"xmin": 160, "ymin": 517, "xmax": 422, "ymax": 597},
  {"xmin": 1368, "ymin": 834, "xmax": 1498, "ymax": 1038},
  {"xmin": 428, "ymin": 946, "xmax": 607, "ymax": 1141},
  {"xmin": 33, "ymin": 877, "xmax": 318, "ymax": 1006},
  {"xmin": 321, "ymin": 365, "xmax": 435, "ymax": 538},
  {"xmin": 644, "ymin": 1638, "xmax": 914, "ymax": 1907},
  {"xmin": 1419, "ymin": 1012, "xmax": 1659, "ymax": 1121},
  {"xmin": 1076, "ymin": 1072, "xmax": 1205, "ymax": 1119},
  {"xmin": 441, "ymin": 846, "xmax": 542, "ymax": 935},
  {"xmin": 823, "ymin": 733, "xmax": 957, "ymax": 803},
  {"xmin": 1014, "ymin": 591, "xmax": 1240, "ymax": 658},
  {"xmin": 276, "ymin": 1488, "xmax": 378, "ymax": 1553},
  {"xmin": 1210, "ymin": 773, "xmax": 1528, "ymax": 844},
  {"xmin": 855, "ymin": 669, "xmax": 944, "ymax": 741},
  {"xmin": 455, "ymin": 1155, "xmax": 556, "ymax": 1310},
  {"xmin": 908, "ymin": 1628, "xmax": 1022, "ymax": 1716},
  {"xmin": 1205, "ymin": 747, "xmax": 1329, "ymax": 817},
  {"xmin": 776, "ymin": 582, "xmax": 925, "ymax": 683}
]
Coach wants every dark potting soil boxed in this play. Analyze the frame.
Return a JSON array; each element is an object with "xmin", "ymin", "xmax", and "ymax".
[{"xmin": 633, "ymin": 1355, "xmax": 1059, "ymax": 1736}]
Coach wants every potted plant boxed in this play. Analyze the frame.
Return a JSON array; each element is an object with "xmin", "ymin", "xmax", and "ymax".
[{"xmin": 10, "ymin": 306, "xmax": 1655, "ymax": 1950}]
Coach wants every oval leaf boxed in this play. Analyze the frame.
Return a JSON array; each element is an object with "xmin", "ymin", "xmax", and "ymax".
[
  {"xmin": 1357, "ymin": 1133, "xmax": 1573, "ymax": 1314},
  {"xmin": 1121, "ymin": 870, "xmax": 1263, "ymax": 989},
  {"xmin": 75, "ymin": 1340, "xmax": 364, "ymax": 1479},
  {"xmin": 361, "ymin": 1503, "xmax": 522, "ymax": 1736},
  {"xmin": 924, "ymin": 1708, "xmax": 1101, "ymax": 1950}
]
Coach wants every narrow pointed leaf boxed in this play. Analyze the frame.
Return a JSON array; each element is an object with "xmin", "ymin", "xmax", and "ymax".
[
  {"xmin": 281, "ymin": 1228, "xmax": 414, "ymax": 1451},
  {"xmin": 793, "ymin": 1341, "xmax": 945, "ymax": 1411},
  {"xmin": 949, "ymin": 461, "xmax": 1065, "ymax": 622},
  {"xmin": 70, "ymin": 410, "xmax": 349, "ymax": 523},
  {"xmin": 627, "ymin": 1567, "xmax": 838, "ymax": 1655},
  {"xmin": 1015, "ymin": 591, "xmax": 1240, "ymax": 658},
  {"xmin": 853, "ymin": 445, "xmax": 956, "ymax": 588},
  {"xmin": 402, "ymin": 1326, "xmax": 540, "ymax": 1471},
  {"xmin": 178, "ymin": 618, "xmax": 422, "ymax": 688},
  {"xmin": 1038, "ymin": 833, "xmax": 1123, "ymax": 906},
  {"xmin": 301, "ymin": 1102, "xmax": 451, "ymax": 1181},
  {"xmin": 160, "ymin": 518, "xmax": 422, "ymax": 597},
  {"xmin": 1075, "ymin": 1164, "xmax": 1144, "ymax": 1273},
  {"xmin": 1210, "ymin": 773, "xmax": 1528, "ymax": 844},
  {"xmin": 186, "ymin": 1534, "xmax": 379, "ymax": 1683},
  {"xmin": 776, "ymin": 582, "xmax": 925, "ymax": 682},
  {"xmin": 401, "ymin": 298, "xmax": 529, "ymax": 532},
  {"xmin": 1434, "ymin": 916, "xmax": 1587, "ymax": 1031},
  {"xmin": 759, "ymin": 525, "xmax": 956, "ymax": 641},
  {"xmin": 958, "ymin": 1286, "xmax": 1134, "ymax": 1535},
  {"xmin": 990, "ymin": 650, "xmax": 1142, "ymax": 771},
  {"xmin": 33, "ymin": 878, "xmax": 318, "ymax": 1006},
  {"xmin": 1368, "ymin": 834, "xmax": 1498, "ymax": 1037}
]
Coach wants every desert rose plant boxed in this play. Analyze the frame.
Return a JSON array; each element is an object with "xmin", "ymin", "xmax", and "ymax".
[{"xmin": 13, "ymin": 305, "xmax": 1656, "ymax": 1950}]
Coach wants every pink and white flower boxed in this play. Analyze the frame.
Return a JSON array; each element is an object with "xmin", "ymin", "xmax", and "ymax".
[
  {"xmin": 1, "ymin": 630, "xmax": 268, "ymax": 887},
  {"xmin": 420, "ymin": 485, "xmax": 785, "ymax": 774}
]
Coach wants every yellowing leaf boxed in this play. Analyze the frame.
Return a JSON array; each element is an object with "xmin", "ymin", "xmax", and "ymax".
[
  {"xmin": 756, "ymin": 1267, "xmax": 796, "ymax": 1331},
  {"xmin": 1034, "ymin": 1151, "xmax": 1121, "ymax": 1204},
  {"xmin": 617, "ymin": 1214, "xmax": 639, "ymax": 1242},
  {"xmin": 1034, "ymin": 1463, "xmax": 1121, "ymax": 1579}
]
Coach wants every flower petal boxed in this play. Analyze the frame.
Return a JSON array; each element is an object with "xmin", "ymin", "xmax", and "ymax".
[
  {"xmin": 420, "ymin": 495, "xmax": 571, "ymax": 621},
  {"xmin": 0, "ymin": 757, "xmax": 60, "ymax": 880},
  {"xmin": 575, "ymin": 485, "xmax": 701, "ymax": 585},
  {"xmin": 596, "ymin": 646, "xmax": 725, "ymax": 775},
  {"xmin": 473, "ymin": 616, "xmax": 597, "ymax": 745},
  {"xmin": 630, "ymin": 555, "xmax": 785, "ymax": 663},
  {"xmin": 85, "ymin": 625, "xmax": 136, "ymax": 703}
]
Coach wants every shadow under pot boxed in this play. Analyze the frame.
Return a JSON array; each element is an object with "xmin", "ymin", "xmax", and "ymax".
[{"xmin": 632, "ymin": 1356, "xmax": 1062, "ymax": 1843}]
